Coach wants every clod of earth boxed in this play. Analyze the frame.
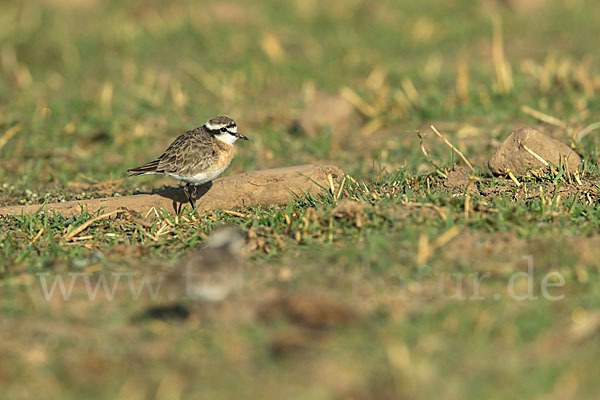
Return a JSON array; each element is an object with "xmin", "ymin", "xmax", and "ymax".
[
  {"xmin": 332, "ymin": 199, "xmax": 366, "ymax": 219},
  {"xmin": 443, "ymin": 166, "xmax": 478, "ymax": 195},
  {"xmin": 488, "ymin": 127, "xmax": 581, "ymax": 175},
  {"xmin": 296, "ymin": 92, "xmax": 359, "ymax": 137},
  {"xmin": 0, "ymin": 164, "xmax": 344, "ymax": 217},
  {"xmin": 332, "ymin": 199, "xmax": 367, "ymax": 227}
]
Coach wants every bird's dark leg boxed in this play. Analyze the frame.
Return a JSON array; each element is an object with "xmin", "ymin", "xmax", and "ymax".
[{"xmin": 184, "ymin": 183, "xmax": 196, "ymax": 210}]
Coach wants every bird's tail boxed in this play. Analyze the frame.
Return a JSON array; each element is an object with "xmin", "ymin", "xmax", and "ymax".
[{"xmin": 127, "ymin": 159, "xmax": 160, "ymax": 176}]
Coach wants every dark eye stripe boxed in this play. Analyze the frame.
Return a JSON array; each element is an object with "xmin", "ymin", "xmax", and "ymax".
[{"xmin": 208, "ymin": 124, "xmax": 235, "ymax": 134}]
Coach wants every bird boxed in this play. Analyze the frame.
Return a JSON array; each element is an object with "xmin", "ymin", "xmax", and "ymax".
[
  {"xmin": 177, "ymin": 225, "xmax": 246, "ymax": 303},
  {"xmin": 136, "ymin": 226, "xmax": 247, "ymax": 321},
  {"xmin": 142, "ymin": 226, "xmax": 246, "ymax": 318},
  {"xmin": 127, "ymin": 116, "xmax": 248, "ymax": 209}
]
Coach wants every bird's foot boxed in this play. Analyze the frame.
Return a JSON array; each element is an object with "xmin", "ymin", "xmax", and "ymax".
[{"xmin": 184, "ymin": 183, "xmax": 197, "ymax": 210}]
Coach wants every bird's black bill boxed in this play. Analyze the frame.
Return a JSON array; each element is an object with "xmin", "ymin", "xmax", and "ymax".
[{"xmin": 237, "ymin": 133, "xmax": 249, "ymax": 140}]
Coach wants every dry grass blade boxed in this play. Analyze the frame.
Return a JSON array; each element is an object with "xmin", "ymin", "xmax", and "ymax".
[
  {"xmin": 430, "ymin": 125, "xmax": 475, "ymax": 172},
  {"xmin": 416, "ymin": 233, "xmax": 430, "ymax": 265},
  {"xmin": 145, "ymin": 207, "xmax": 160, "ymax": 219},
  {"xmin": 0, "ymin": 124, "xmax": 22, "ymax": 151},
  {"xmin": 505, "ymin": 169, "xmax": 521, "ymax": 187},
  {"xmin": 464, "ymin": 181, "xmax": 475, "ymax": 220},
  {"xmin": 261, "ymin": 33, "xmax": 286, "ymax": 63},
  {"xmin": 29, "ymin": 227, "xmax": 45, "ymax": 245},
  {"xmin": 574, "ymin": 169, "xmax": 583, "ymax": 186},
  {"xmin": 70, "ymin": 235, "xmax": 94, "ymax": 241},
  {"xmin": 140, "ymin": 229, "xmax": 159, "ymax": 242},
  {"xmin": 404, "ymin": 202, "xmax": 447, "ymax": 222},
  {"xmin": 327, "ymin": 173, "xmax": 336, "ymax": 197},
  {"xmin": 335, "ymin": 175, "xmax": 347, "ymax": 201},
  {"xmin": 492, "ymin": 15, "xmax": 513, "ymax": 94},
  {"xmin": 64, "ymin": 209, "xmax": 125, "ymax": 240},
  {"xmin": 416, "ymin": 226, "xmax": 461, "ymax": 265},
  {"xmin": 575, "ymin": 121, "xmax": 600, "ymax": 142},
  {"xmin": 520, "ymin": 105, "xmax": 567, "ymax": 128},
  {"xmin": 456, "ymin": 58, "xmax": 470, "ymax": 103},
  {"xmin": 360, "ymin": 118, "xmax": 383, "ymax": 136},
  {"xmin": 518, "ymin": 139, "xmax": 549, "ymax": 166},
  {"xmin": 432, "ymin": 226, "xmax": 461, "ymax": 248},
  {"xmin": 340, "ymin": 87, "xmax": 377, "ymax": 117},
  {"xmin": 222, "ymin": 209, "xmax": 247, "ymax": 218},
  {"xmin": 417, "ymin": 131, "xmax": 447, "ymax": 177},
  {"xmin": 401, "ymin": 77, "xmax": 420, "ymax": 105},
  {"xmin": 346, "ymin": 175, "xmax": 360, "ymax": 188}
]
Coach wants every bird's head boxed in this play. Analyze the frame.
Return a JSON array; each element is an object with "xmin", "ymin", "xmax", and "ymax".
[{"xmin": 204, "ymin": 116, "xmax": 248, "ymax": 145}]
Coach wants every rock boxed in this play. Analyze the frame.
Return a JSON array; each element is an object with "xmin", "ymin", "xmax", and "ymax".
[
  {"xmin": 297, "ymin": 92, "xmax": 359, "ymax": 137},
  {"xmin": 488, "ymin": 128, "xmax": 581, "ymax": 175}
]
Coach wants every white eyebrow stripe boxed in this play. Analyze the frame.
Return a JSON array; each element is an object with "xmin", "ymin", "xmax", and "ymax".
[
  {"xmin": 229, "ymin": 125, "xmax": 237, "ymax": 133},
  {"xmin": 205, "ymin": 121, "xmax": 226, "ymax": 131}
]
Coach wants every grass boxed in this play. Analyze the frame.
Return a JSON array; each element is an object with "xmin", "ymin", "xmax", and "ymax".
[{"xmin": 2, "ymin": 0, "xmax": 600, "ymax": 399}]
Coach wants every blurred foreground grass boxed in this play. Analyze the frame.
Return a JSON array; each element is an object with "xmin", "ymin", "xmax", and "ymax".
[{"xmin": 1, "ymin": 0, "xmax": 600, "ymax": 399}]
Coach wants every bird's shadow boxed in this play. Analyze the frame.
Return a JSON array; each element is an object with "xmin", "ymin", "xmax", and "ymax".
[{"xmin": 142, "ymin": 182, "xmax": 213, "ymax": 214}]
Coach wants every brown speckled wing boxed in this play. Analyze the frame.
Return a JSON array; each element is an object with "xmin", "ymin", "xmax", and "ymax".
[{"xmin": 156, "ymin": 127, "xmax": 215, "ymax": 177}]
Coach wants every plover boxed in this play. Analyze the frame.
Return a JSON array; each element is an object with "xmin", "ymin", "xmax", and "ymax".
[
  {"xmin": 140, "ymin": 226, "xmax": 246, "ymax": 320},
  {"xmin": 169, "ymin": 226, "xmax": 246, "ymax": 303},
  {"xmin": 127, "ymin": 116, "xmax": 248, "ymax": 209}
]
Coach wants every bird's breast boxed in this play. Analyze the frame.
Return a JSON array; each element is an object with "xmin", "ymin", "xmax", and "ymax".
[{"xmin": 177, "ymin": 141, "xmax": 233, "ymax": 184}]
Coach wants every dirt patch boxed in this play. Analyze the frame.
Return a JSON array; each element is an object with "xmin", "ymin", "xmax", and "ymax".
[
  {"xmin": 444, "ymin": 166, "xmax": 471, "ymax": 189},
  {"xmin": 443, "ymin": 166, "xmax": 479, "ymax": 195},
  {"xmin": 206, "ymin": 2, "xmax": 257, "ymax": 24},
  {"xmin": 483, "ymin": 0, "xmax": 550, "ymax": 14},
  {"xmin": 107, "ymin": 243, "xmax": 150, "ymax": 259},
  {"xmin": 258, "ymin": 292, "xmax": 358, "ymax": 329},
  {"xmin": 66, "ymin": 179, "xmax": 124, "ymax": 198},
  {"xmin": 332, "ymin": 199, "xmax": 367, "ymax": 226},
  {"xmin": 488, "ymin": 128, "xmax": 581, "ymax": 175},
  {"xmin": 259, "ymin": 292, "xmax": 359, "ymax": 356},
  {"xmin": 477, "ymin": 178, "xmax": 598, "ymax": 208},
  {"xmin": 269, "ymin": 327, "xmax": 320, "ymax": 356},
  {"xmin": 41, "ymin": 0, "xmax": 100, "ymax": 7}
]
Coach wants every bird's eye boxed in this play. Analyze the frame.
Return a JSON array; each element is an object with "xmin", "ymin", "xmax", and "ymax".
[{"xmin": 220, "ymin": 127, "xmax": 227, "ymax": 133}]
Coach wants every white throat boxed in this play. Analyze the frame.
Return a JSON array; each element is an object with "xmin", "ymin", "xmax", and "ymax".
[{"xmin": 215, "ymin": 133, "xmax": 238, "ymax": 146}]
